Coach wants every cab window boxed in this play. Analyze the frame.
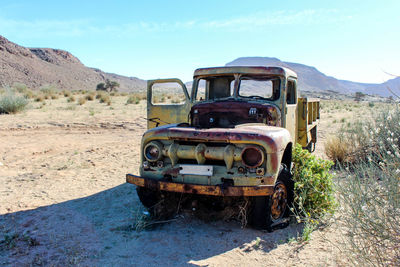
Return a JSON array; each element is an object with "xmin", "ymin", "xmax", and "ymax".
[{"xmin": 286, "ymin": 80, "xmax": 297, "ymax": 104}]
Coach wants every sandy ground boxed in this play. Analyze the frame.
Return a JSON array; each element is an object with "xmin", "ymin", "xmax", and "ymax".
[{"xmin": 0, "ymin": 96, "xmax": 367, "ymax": 266}]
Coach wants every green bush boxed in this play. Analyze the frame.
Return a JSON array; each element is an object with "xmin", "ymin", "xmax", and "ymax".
[
  {"xmin": 291, "ymin": 144, "xmax": 336, "ymax": 237},
  {"xmin": 13, "ymin": 83, "xmax": 28, "ymax": 93},
  {"xmin": 0, "ymin": 90, "xmax": 28, "ymax": 114}
]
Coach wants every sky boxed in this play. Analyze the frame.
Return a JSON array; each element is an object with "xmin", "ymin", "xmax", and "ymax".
[{"xmin": 0, "ymin": 0, "xmax": 399, "ymax": 83}]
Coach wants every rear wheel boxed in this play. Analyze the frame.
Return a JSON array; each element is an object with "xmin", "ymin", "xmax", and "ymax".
[{"xmin": 249, "ymin": 164, "xmax": 294, "ymax": 231}]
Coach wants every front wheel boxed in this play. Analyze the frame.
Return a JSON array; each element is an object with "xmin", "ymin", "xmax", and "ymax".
[
  {"xmin": 249, "ymin": 165, "xmax": 294, "ymax": 231},
  {"xmin": 136, "ymin": 187, "xmax": 180, "ymax": 220}
]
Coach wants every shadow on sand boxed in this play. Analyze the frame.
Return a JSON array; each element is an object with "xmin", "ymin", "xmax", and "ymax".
[{"xmin": 0, "ymin": 184, "xmax": 303, "ymax": 266}]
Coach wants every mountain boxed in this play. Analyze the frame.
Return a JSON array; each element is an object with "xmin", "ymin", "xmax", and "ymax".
[
  {"xmin": 226, "ymin": 57, "xmax": 398, "ymax": 97},
  {"xmin": 1, "ymin": 36, "xmax": 397, "ymax": 97},
  {"xmin": 0, "ymin": 35, "xmax": 145, "ymax": 91}
]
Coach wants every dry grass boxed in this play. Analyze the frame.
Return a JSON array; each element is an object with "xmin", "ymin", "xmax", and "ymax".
[
  {"xmin": 34, "ymin": 95, "xmax": 45, "ymax": 102},
  {"xmin": 99, "ymin": 93, "xmax": 110, "ymax": 104},
  {"xmin": 85, "ymin": 93, "xmax": 95, "ymax": 101},
  {"xmin": 126, "ymin": 95, "xmax": 140, "ymax": 105},
  {"xmin": 78, "ymin": 97, "xmax": 86, "ymax": 105},
  {"xmin": 325, "ymin": 136, "xmax": 353, "ymax": 163},
  {"xmin": 63, "ymin": 90, "xmax": 71, "ymax": 97}
]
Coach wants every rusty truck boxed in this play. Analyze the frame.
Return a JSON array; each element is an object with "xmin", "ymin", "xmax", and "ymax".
[{"xmin": 126, "ymin": 66, "xmax": 320, "ymax": 230}]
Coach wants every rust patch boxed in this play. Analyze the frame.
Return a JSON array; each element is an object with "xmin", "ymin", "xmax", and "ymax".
[{"xmin": 126, "ymin": 174, "xmax": 273, "ymax": 196}]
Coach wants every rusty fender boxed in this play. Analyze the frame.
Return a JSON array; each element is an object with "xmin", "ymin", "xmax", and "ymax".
[{"xmin": 126, "ymin": 174, "xmax": 274, "ymax": 197}]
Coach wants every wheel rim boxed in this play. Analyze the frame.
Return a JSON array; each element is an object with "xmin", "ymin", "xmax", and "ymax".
[{"xmin": 270, "ymin": 182, "xmax": 288, "ymax": 220}]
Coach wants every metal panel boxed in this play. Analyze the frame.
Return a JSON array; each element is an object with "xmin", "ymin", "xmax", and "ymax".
[{"xmin": 179, "ymin": 164, "xmax": 213, "ymax": 176}]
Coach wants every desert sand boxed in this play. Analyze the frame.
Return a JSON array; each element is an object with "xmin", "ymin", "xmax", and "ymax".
[{"xmin": 0, "ymin": 96, "xmax": 360, "ymax": 266}]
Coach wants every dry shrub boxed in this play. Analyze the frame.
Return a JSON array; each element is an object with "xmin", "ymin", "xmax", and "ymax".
[
  {"xmin": 325, "ymin": 136, "xmax": 354, "ymax": 163},
  {"xmin": 337, "ymin": 107, "xmax": 400, "ymax": 266},
  {"xmin": 126, "ymin": 95, "xmax": 139, "ymax": 104},
  {"xmin": 35, "ymin": 95, "xmax": 44, "ymax": 102},
  {"xmin": 78, "ymin": 97, "xmax": 86, "ymax": 105},
  {"xmin": 67, "ymin": 96, "xmax": 75, "ymax": 102},
  {"xmin": 39, "ymin": 85, "xmax": 56, "ymax": 95},
  {"xmin": 99, "ymin": 94, "xmax": 110, "ymax": 104},
  {"xmin": 85, "ymin": 93, "xmax": 95, "ymax": 101},
  {"xmin": 50, "ymin": 94, "xmax": 58, "ymax": 100},
  {"xmin": 96, "ymin": 92, "xmax": 105, "ymax": 99},
  {"xmin": 23, "ymin": 90, "xmax": 34, "ymax": 99},
  {"xmin": 63, "ymin": 90, "xmax": 71, "ymax": 97}
]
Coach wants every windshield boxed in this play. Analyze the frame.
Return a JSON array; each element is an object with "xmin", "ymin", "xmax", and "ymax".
[
  {"xmin": 238, "ymin": 77, "xmax": 280, "ymax": 100},
  {"xmin": 194, "ymin": 75, "xmax": 280, "ymax": 101}
]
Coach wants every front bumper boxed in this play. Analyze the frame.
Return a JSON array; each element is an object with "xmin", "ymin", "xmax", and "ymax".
[{"xmin": 126, "ymin": 174, "xmax": 274, "ymax": 197}]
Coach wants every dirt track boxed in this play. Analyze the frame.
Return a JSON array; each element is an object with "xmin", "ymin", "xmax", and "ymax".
[{"xmin": 0, "ymin": 97, "xmax": 345, "ymax": 266}]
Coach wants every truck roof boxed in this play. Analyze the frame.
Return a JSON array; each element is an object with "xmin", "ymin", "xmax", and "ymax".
[{"xmin": 193, "ymin": 66, "xmax": 297, "ymax": 79}]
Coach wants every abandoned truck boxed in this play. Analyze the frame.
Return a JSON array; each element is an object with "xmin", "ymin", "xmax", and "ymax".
[{"xmin": 126, "ymin": 66, "xmax": 320, "ymax": 230}]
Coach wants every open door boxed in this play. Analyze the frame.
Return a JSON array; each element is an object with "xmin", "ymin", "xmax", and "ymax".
[
  {"xmin": 285, "ymin": 79, "xmax": 298, "ymax": 144},
  {"xmin": 147, "ymin": 78, "xmax": 191, "ymax": 129}
]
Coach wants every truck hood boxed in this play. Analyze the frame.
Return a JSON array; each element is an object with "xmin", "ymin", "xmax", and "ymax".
[{"xmin": 144, "ymin": 123, "xmax": 291, "ymax": 154}]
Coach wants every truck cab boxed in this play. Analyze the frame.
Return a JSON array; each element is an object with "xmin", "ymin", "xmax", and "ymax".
[{"xmin": 127, "ymin": 66, "xmax": 320, "ymax": 230}]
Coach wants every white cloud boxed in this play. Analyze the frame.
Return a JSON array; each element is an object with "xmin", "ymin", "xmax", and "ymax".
[
  {"xmin": 200, "ymin": 9, "xmax": 349, "ymax": 31},
  {"xmin": 0, "ymin": 9, "xmax": 351, "ymax": 39}
]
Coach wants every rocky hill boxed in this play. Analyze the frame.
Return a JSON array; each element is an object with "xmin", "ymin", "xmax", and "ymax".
[
  {"xmin": 226, "ymin": 57, "xmax": 399, "ymax": 97},
  {"xmin": 0, "ymin": 35, "xmax": 145, "ymax": 92}
]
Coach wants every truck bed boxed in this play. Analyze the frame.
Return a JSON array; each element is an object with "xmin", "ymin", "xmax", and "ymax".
[{"xmin": 297, "ymin": 97, "xmax": 320, "ymax": 148}]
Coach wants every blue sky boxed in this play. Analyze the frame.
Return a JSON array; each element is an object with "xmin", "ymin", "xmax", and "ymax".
[{"xmin": 1, "ymin": 0, "xmax": 399, "ymax": 83}]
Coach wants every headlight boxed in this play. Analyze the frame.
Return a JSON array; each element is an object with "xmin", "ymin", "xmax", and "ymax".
[
  {"xmin": 144, "ymin": 141, "xmax": 163, "ymax": 162},
  {"xmin": 241, "ymin": 146, "xmax": 264, "ymax": 168}
]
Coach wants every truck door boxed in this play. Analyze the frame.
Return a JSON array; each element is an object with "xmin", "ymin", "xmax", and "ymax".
[
  {"xmin": 285, "ymin": 79, "xmax": 298, "ymax": 143},
  {"xmin": 147, "ymin": 79, "xmax": 191, "ymax": 129}
]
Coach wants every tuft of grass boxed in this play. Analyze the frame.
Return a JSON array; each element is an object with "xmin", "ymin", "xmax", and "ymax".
[
  {"xmin": 63, "ymin": 90, "xmax": 71, "ymax": 97},
  {"xmin": 85, "ymin": 93, "xmax": 95, "ymax": 101},
  {"xmin": 325, "ymin": 135, "xmax": 353, "ymax": 163},
  {"xmin": 39, "ymin": 85, "xmax": 57, "ymax": 95},
  {"xmin": 35, "ymin": 95, "xmax": 44, "ymax": 102},
  {"xmin": 99, "ymin": 94, "xmax": 110, "ymax": 104},
  {"xmin": 0, "ymin": 89, "xmax": 28, "ymax": 114},
  {"xmin": 78, "ymin": 97, "xmax": 86, "ymax": 105},
  {"xmin": 67, "ymin": 96, "xmax": 75, "ymax": 102},
  {"xmin": 126, "ymin": 95, "xmax": 140, "ymax": 104}
]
